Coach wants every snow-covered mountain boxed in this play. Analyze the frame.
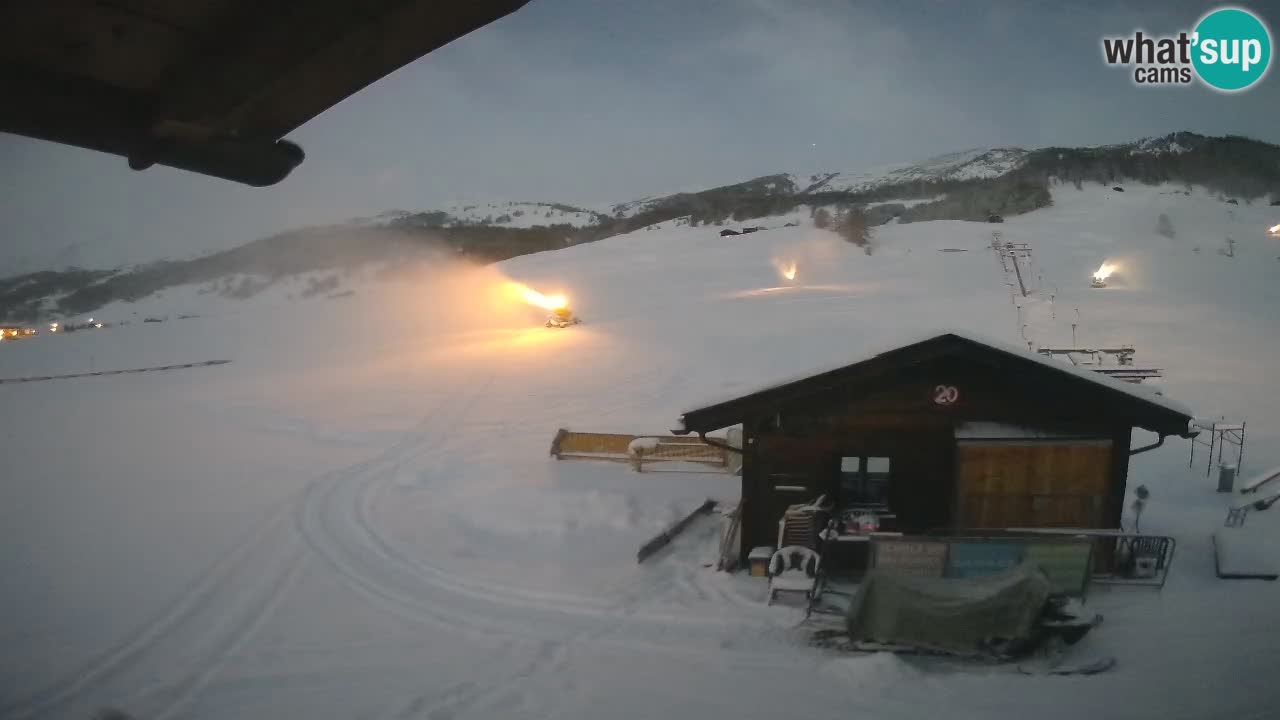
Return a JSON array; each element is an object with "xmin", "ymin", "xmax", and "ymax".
[
  {"xmin": 796, "ymin": 147, "xmax": 1030, "ymax": 194},
  {"xmin": 448, "ymin": 201, "xmax": 604, "ymax": 228},
  {"xmin": 1082, "ymin": 130, "xmax": 1204, "ymax": 156},
  {"xmin": 357, "ymin": 202, "xmax": 606, "ymax": 229}
]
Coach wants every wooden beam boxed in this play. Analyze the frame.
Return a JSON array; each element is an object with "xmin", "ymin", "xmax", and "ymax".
[{"xmin": 637, "ymin": 499, "xmax": 717, "ymax": 563}]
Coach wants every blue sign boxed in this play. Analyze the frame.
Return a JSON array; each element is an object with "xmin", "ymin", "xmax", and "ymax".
[{"xmin": 946, "ymin": 541, "xmax": 1024, "ymax": 578}]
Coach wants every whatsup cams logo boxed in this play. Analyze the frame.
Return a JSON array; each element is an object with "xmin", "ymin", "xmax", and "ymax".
[{"xmin": 1102, "ymin": 6, "xmax": 1272, "ymax": 91}]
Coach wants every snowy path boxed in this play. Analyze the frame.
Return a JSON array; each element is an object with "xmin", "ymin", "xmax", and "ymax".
[{"xmin": 5, "ymin": 480, "xmax": 306, "ymax": 720}]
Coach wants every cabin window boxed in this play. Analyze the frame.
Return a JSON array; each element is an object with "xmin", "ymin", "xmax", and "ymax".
[{"xmin": 839, "ymin": 455, "xmax": 891, "ymax": 509}]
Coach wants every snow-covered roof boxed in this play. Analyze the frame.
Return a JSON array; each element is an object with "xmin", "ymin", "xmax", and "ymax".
[
  {"xmin": 963, "ymin": 330, "xmax": 1194, "ymax": 419},
  {"xmin": 676, "ymin": 330, "xmax": 1194, "ymax": 435},
  {"xmin": 954, "ymin": 422, "xmax": 1109, "ymax": 441}
]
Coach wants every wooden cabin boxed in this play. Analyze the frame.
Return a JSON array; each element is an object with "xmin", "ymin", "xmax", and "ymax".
[{"xmin": 672, "ymin": 333, "xmax": 1196, "ymax": 564}]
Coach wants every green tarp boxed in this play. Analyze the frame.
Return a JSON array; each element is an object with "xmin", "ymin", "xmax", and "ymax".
[{"xmin": 846, "ymin": 561, "xmax": 1052, "ymax": 655}]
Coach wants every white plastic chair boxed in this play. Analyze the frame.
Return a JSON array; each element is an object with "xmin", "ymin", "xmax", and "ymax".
[{"xmin": 767, "ymin": 546, "xmax": 821, "ymax": 605}]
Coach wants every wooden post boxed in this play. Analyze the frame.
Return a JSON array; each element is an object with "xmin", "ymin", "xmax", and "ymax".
[
  {"xmin": 1239, "ymin": 421, "xmax": 1247, "ymax": 474},
  {"xmin": 1011, "ymin": 252, "xmax": 1028, "ymax": 297},
  {"xmin": 638, "ymin": 499, "xmax": 717, "ymax": 563}
]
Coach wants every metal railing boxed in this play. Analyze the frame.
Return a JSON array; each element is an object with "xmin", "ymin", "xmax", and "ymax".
[{"xmin": 1091, "ymin": 534, "xmax": 1175, "ymax": 588}]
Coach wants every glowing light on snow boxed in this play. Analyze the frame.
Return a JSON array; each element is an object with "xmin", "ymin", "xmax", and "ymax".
[
  {"xmin": 724, "ymin": 282, "xmax": 871, "ymax": 300},
  {"xmin": 1093, "ymin": 262, "xmax": 1118, "ymax": 282},
  {"xmin": 1269, "ymin": 224, "xmax": 1279, "ymax": 236},
  {"xmin": 504, "ymin": 282, "xmax": 568, "ymax": 311},
  {"xmin": 771, "ymin": 258, "xmax": 798, "ymax": 282},
  {"xmin": 94, "ymin": 323, "xmax": 103, "ymax": 329}
]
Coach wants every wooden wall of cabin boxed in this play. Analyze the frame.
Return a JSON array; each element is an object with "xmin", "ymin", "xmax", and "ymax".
[
  {"xmin": 739, "ymin": 418, "xmax": 955, "ymax": 558},
  {"xmin": 953, "ymin": 440, "xmax": 1115, "ymax": 529},
  {"xmin": 732, "ymin": 353, "xmax": 1151, "ymax": 559},
  {"xmin": 739, "ymin": 423, "xmax": 833, "ymax": 558}
]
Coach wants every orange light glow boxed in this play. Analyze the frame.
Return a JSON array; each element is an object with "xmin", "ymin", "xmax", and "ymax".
[
  {"xmin": 1093, "ymin": 262, "xmax": 1118, "ymax": 282},
  {"xmin": 504, "ymin": 282, "xmax": 568, "ymax": 310},
  {"xmin": 771, "ymin": 258, "xmax": 798, "ymax": 282},
  {"xmin": 1269, "ymin": 224, "xmax": 1280, "ymax": 235}
]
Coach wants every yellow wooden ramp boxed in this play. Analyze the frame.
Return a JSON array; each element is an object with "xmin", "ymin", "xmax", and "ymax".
[{"xmin": 550, "ymin": 428, "xmax": 729, "ymax": 472}]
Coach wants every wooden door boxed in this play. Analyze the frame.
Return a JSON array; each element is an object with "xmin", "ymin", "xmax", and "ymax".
[{"xmin": 955, "ymin": 441, "xmax": 1111, "ymax": 529}]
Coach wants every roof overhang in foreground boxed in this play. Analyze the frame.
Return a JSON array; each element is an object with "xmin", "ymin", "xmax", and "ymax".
[{"xmin": 0, "ymin": 0, "xmax": 530, "ymax": 186}]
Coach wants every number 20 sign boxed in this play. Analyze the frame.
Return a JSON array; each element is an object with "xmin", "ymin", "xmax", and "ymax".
[{"xmin": 933, "ymin": 384, "xmax": 959, "ymax": 406}]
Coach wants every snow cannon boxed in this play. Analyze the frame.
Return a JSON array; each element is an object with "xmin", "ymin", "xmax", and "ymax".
[
  {"xmin": 545, "ymin": 306, "xmax": 581, "ymax": 328},
  {"xmin": 1091, "ymin": 261, "xmax": 1117, "ymax": 288}
]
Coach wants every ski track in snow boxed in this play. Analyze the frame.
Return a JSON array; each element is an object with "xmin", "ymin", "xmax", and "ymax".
[
  {"xmin": 298, "ymin": 381, "xmax": 778, "ymax": 643},
  {"xmin": 4, "ymin": 377, "xmax": 505, "ymax": 719},
  {"xmin": 5, "ymin": 480, "xmax": 307, "ymax": 720}
]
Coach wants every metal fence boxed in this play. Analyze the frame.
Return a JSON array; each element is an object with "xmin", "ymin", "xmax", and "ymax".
[{"xmin": 1090, "ymin": 534, "xmax": 1176, "ymax": 588}]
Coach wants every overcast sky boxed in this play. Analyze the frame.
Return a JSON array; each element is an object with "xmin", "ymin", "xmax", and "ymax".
[{"xmin": 3, "ymin": 0, "xmax": 1279, "ymax": 272}]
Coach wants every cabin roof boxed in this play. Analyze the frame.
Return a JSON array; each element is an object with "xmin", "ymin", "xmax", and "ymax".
[{"xmin": 674, "ymin": 331, "xmax": 1195, "ymax": 438}]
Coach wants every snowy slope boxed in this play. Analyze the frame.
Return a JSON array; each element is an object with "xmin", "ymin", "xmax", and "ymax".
[
  {"xmin": 443, "ymin": 201, "xmax": 602, "ymax": 228},
  {"xmin": 356, "ymin": 202, "xmax": 603, "ymax": 229},
  {"xmin": 595, "ymin": 149, "xmax": 1028, "ymax": 221},
  {"xmin": 2, "ymin": 183, "xmax": 1280, "ymax": 720},
  {"xmin": 797, "ymin": 147, "xmax": 1029, "ymax": 194}
]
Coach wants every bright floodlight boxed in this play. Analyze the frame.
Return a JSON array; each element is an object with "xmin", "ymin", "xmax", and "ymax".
[
  {"xmin": 505, "ymin": 281, "xmax": 569, "ymax": 311},
  {"xmin": 771, "ymin": 258, "xmax": 798, "ymax": 282}
]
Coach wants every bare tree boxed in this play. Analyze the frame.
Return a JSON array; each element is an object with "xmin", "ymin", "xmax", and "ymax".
[
  {"xmin": 1156, "ymin": 213, "xmax": 1176, "ymax": 239},
  {"xmin": 813, "ymin": 207, "xmax": 832, "ymax": 229},
  {"xmin": 835, "ymin": 206, "xmax": 871, "ymax": 247}
]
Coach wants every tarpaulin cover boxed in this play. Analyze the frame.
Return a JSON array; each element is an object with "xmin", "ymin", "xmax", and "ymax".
[{"xmin": 845, "ymin": 561, "xmax": 1052, "ymax": 654}]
